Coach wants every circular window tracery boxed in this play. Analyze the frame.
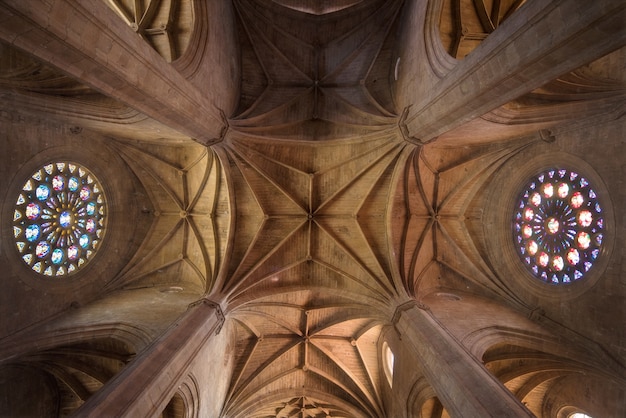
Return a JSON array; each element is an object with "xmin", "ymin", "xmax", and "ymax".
[
  {"xmin": 513, "ymin": 169, "xmax": 603, "ymax": 285},
  {"xmin": 13, "ymin": 162, "xmax": 106, "ymax": 277}
]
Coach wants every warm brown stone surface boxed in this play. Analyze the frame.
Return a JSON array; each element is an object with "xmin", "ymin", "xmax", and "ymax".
[{"xmin": 0, "ymin": 0, "xmax": 624, "ymax": 417}]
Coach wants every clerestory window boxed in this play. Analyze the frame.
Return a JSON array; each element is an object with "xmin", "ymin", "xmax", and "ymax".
[
  {"xmin": 13, "ymin": 162, "xmax": 107, "ymax": 277},
  {"xmin": 513, "ymin": 168, "xmax": 604, "ymax": 285}
]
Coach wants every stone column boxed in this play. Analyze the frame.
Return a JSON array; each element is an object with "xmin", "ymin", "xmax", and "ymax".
[
  {"xmin": 402, "ymin": 0, "xmax": 626, "ymax": 143},
  {"xmin": 0, "ymin": 0, "xmax": 226, "ymax": 145},
  {"xmin": 393, "ymin": 301, "xmax": 533, "ymax": 417},
  {"xmin": 73, "ymin": 299, "xmax": 225, "ymax": 418}
]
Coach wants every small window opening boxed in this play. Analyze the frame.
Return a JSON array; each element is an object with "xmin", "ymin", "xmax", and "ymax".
[{"xmin": 382, "ymin": 341, "xmax": 394, "ymax": 387}]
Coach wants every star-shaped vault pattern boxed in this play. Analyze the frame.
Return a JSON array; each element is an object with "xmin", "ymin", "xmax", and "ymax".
[
  {"xmin": 231, "ymin": 0, "xmax": 401, "ymax": 140},
  {"xmin": 107, "ymin": 140, "xmax": 230, "ymax": 294}
]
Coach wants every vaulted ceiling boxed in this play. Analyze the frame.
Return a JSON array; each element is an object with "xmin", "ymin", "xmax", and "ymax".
[{"xmin": 0, "ymin": 0, "xmax": 624, "ymax": 416}]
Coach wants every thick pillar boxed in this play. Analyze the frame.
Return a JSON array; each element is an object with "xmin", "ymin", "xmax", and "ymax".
[
  {"xmin": 0, "ymin": 0, "xmax": 225, "ymax": 145},
  {"xmin": 393, "ymin": 301, "xmax": 533, "ymax": 417},
  {"xmin": 73, "ymin": 299, "xmax": 225, "ymax": 418},
  {"xmin": 403, "ymin": 0, "xmax": 626, "ymax": 143}
]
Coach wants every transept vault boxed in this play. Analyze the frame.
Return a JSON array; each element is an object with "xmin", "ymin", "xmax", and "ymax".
[{"xmin": 0, "ymin": 0, "xmax": 624, "ymax": 417}]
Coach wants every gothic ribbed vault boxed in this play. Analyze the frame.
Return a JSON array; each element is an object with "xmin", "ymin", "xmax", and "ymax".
[{"xmin": 0, "ymin": 0, "xmax": 624, "ymax": 417}]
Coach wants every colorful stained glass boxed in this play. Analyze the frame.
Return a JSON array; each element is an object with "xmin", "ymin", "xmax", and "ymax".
[
  {"xmin": 25, "ymin": 203, "xmax": 40, "ymax": 220},
  {"xmin": 513, "ymin": 168, "xmax": 604, "ymax": 284},
  {"xmin": 542, "ymin": 183, "xmax": 553, "ymax": 198},
  {"xmin": 59, "ymin": 211, "xmax": 72, "ymax": 228},
  {"xmin": 524, "ymin": 208, "xmax": 534, "ymax": 221},
  {"xmin": 36, "ymin": 241, "xmax": 50, "ymax": 258},
  {"xmin": 80, "ymin": 187, "xmax": 91, "ymax": 201},
  {"xmin": 530, "ymin": 192, "xmax": 541, "ymax": 206},
  {"xmin": 538, "ymin": 252, "xmax": 549, "ymax": 267},
  {"xmin": 36, "ymin": 185, "xmax": 50, "ymax": 200},
  {"xmin": 567, "ymin": 248, "xmax": 579, "ymax": 265},
  {"xmin": 86, "ymin": 202, "xmax": 96, "ymax": 215},
  {"xmin": 578, "ymin": 210, "xmax": 592, "ymax": 227},
  {"xmin": 51, "ymin": 249, "xmax": 64, "ymax": 265},
  {"xmin": 68, "ymin": 177, "xmax": 79, "ymax": 192},
  {"xmin": 547, "ymin": 218, "xmax": 560, "ymax": 234},
  {"xmin": 570, "ymin": 192, "xmax": 584, "ymax": 208},
  {"xmin": 67, "ymin": 246, "xmax": 79, "ymax": 260},
  {"xmin": 13, "ymin": 162, "xmax": 107, "ymax": 277},
  {"xmin": 577, "ymin": 232, "xmax": 590, "ymax": 249},
  {"xmin": 52, "ymin": 175, "xmax": 65, "ymax": 191},
  {"xmin": 25, "ymin": 225, "xmax": 40, "ymax": 242},
  {"xmin": 595, "ymin": 234, "xmax": 603, "ymax": 245}
]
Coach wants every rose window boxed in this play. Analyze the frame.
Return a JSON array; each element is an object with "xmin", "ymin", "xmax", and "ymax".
[
  {"xmin": 13, "ymin": 162, "xmax": 106, "ymax": 277},
  {"xmin": 514, "ymin": 169, "xmax": 603, "ymax": 284}
]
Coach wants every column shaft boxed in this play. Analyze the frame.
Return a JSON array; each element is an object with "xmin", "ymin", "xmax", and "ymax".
[
  {"xmin": 394, "ymin": 302, "xmax": 533, "ymax": 417},
  {"xmin": 0, "ymin": 0, "xmax": 225, "ymax": 145},
  {"xmin": 404, "ymin": 0, "xmax": 626, "ymax": 142},
  {"xmin": 73, "ymin": 299, "xmax": 224, "ymax": 418}
]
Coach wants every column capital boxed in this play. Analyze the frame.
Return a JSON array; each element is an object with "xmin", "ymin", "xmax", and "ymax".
[
  {"xmin": 391, "ymin": 299, "xmax": 429, "ymax": 325},
  {"xmin": 398, "ymin": 106, "xmax": 436, "ymax": 146},
  {"xmin": 188, "ymin": 298, "xmax": 225, "ymax": 334}
]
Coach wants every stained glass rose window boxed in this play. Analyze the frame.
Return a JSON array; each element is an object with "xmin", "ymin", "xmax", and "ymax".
[
  {"xmin": 513, "ymin": 169, "xmax": 603, "ymax": 284},
  {"xmin": 13, "ymin": 162, "xmax": 106, "ymax": 276}
]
